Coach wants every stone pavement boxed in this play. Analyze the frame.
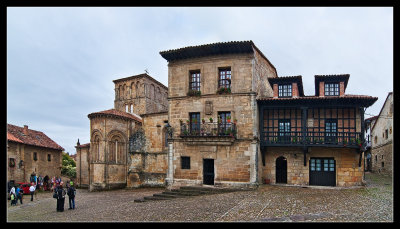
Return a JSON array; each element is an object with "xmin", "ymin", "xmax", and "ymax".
[{"xmin": 7, "ymin": 173, "xmax": 392, "ymax": 222}]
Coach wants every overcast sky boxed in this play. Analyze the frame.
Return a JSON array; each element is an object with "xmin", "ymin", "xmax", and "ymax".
[{"xmin": 7, "ymin": 7, "xmax": 393, "ymax": 154}]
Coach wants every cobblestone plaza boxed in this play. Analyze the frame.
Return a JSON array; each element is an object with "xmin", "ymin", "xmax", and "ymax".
[{"xmin": 7, "ymin": 173, "xmax": 392, "ymax": 222}]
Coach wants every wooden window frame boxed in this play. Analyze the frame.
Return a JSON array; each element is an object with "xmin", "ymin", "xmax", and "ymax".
[
  {"xmin": 218, "ymin": 67, "xmax": 231, "ymax": 89},
  {"xmin": 189, "ymin": 70, "xmax": 201, "ymax": 91},
  {"xmin": 189, "ymin": 112, "xmax": 200, "ymax": 134},
  {"xmin": 278, "ymin": 84, "xmax": 292, "ymax": 98},
  {"xmin": 324, "ymin": 82, "xmax": 339, "ymax": 96}
]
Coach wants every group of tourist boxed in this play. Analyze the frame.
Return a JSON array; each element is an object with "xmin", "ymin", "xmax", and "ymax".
[
  {"xmin": 9, "ymin": 182, "xmax": 37, "ymax": 206},
  {"xmin": 9, "ymin": 185, "xmax": 24, "ymax": 206},
  {"xmin": 54, "ymin": 180, "xmax": 76, "ymax": 212},
  {"xmin": 9, "ymin": 173, "xmax": 77, "ymax": 212}
]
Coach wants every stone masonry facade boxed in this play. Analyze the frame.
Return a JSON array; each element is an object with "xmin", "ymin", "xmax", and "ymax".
[{"xmin": 76, "ymin": 41, "xmax": 378, "ymax": 190}]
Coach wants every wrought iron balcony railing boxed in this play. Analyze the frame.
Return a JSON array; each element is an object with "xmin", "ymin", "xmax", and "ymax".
[
  {"xmin": 261, "ymin": 131, "xmax": 363, "ymax": 147},
  {"xmin": 180, "ymin": 122, "xmax": 237, "ymax": 138}
]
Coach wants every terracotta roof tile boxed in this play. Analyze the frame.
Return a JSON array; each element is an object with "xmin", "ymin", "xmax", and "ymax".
[
  {"xmin": 257, "ymin": 95, "xmax": 378, "ymax": 107},
  {"xmin": 7, "ymin": 132, "xmax": 23, "ymax": 143},
  {"xmin": 159, "ymin": 41, "xmax": 277, "ymax": 74},
  {"xmin": 7, "ymin": 124, "xmax": 65, "ymax": 151},
  {"xmin": 88, "ymin": 109, "xmax": 142, "ymax": 123}
]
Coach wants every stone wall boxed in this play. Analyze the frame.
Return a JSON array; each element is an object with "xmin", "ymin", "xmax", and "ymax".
[
  {"xmin": 171, "ymin": 140, "xmax": 255, "ymax": 187},
  {"xmin": 76, "ymin": 145, "xmax": 90, "ymax": 188},
  {"xmin": 7, "ymin": 142, "xmax": 25, "ymax": 183},
  {"xmin": 371, "ymin": 141, "xmax": 393, "ymax": 175},
  {"xmin": 126, "ymin": 113, "xmax": 169, "ymax": 188},
  {"xmin": 252, "ymin": 47, "xmax": 277, "ymax": 99},
  {"xmin": 166, "ymin": 52, "xmax": 272, "ymax": 188},
  {"xmin": 261, "ymin": 147, "xmax": 364, "ymax": 187},
  {"xmin": 7, "ymin": 142, "xmax": 62, "ymax": 183},
  {"xmin": 141, "ymin": 112, "xmax": 169, "ymax": 153},
  {"xmin": 370, "ymin": 93, "xmax": 393, "ymax": 176},
  {"xmin": 89, "ymin": 115, "xmax": 139, "ymax": 191},
  {"xmin": 114, "ymin": 75, "xmax": 168, "ymax": 115}
]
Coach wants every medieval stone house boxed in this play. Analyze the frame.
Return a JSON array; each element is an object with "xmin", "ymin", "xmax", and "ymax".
[
  {"xmin": 7, "ymin": 124, "xmax": 64, "ymax": 184},
  {"xmin": 370, "ymin": 92, "xmax": 393, "ymax": 175},
  {"xmin": 76, "ymin": 41, "xmax": 378, "ymax": 190}
]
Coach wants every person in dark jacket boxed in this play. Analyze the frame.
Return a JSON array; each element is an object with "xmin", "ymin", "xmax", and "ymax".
[
  {"xmin": 56, "ymin": 182, "xmax": 66, "ymax": 212},
  {"xmin": 67, "ymin": 183, "xmax": 76, "ymax": 210}
]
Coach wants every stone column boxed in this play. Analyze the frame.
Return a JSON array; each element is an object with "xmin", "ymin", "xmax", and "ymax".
[
  {"xmin": 250, "ymin": 141, "xmax": 258, "ymax": 185},
  {"xmin": 166, "ymin": 142, "xmax": 174, "ymax": 188}
]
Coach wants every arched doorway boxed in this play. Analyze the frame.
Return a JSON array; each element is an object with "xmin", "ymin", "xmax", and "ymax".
[{"xmin": 276, "ymin": 156, "xmax": 287, "ymax": 184}]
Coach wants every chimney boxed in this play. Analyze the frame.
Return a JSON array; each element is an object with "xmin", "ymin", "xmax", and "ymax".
[{"xmin": 23, "ymin": 125, "xmax": 28, "ymax": 135}]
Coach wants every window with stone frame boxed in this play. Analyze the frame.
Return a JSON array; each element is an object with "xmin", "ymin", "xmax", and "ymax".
[
  {"xmin": 47, "ymin": 154, "xmax": 51, "ymax": 162},
  {"xmin": 189, "ymin": 70, "xmax": 201, "ymax": 91},
  {"xmin": 218, "ymin": 67, "xmax": 231, "ymax": 89},
  {"xmin": 278, "ymin": 84, "xmax": 292, "ymax": 98},
  {"xmin": 33, "ymin": 152, "xmax": 38, "ymax": 161},
  {"xmin": 324, "ymin": 82, "xmax": 339, "ymax": 96}
]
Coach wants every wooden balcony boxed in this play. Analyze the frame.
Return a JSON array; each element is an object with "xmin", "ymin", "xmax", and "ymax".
[{"xmin": 261, "ymin": 130, "xmax": 363, "ymax": 148}]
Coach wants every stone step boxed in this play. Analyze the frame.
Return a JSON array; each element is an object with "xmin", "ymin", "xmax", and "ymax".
[
  {"xmin": 179, "ymin": 186, "xmax": 238, "ymax": 193},
  {"xmin": 162, "ymin": 191, "xmax": 202, "ymax": 196},
  {"xmin": 153, "ymin": 193, "xmax": 185, "ymax": 198},
  {"xmin": 134, "ymin": 186, "xmax": 248, "ymax": 203},
  {"xmin": 143, "ymin": 196, "xmax": 171, "ymax": 201}
]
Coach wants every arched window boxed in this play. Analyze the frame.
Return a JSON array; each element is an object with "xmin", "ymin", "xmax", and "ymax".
[
  {"xmin": 151, "ymin": 84, "xmax": 155, "ymax": 100},
  {"xmin": 131, "ymin": 82, "xmax": 135, "ymax": 98},
  {"xmin": 136, "ymin": 84, "xmax": 139, "ymax": 98},
  {"xmin": 92, "ymin": 135, "xmax": 100, "ymax": 162},
  {"xmin": 108, "ymin": 134, "xmax": 125, "ymax": 164},
  {"xmin": 119, "ymin": 85, "xmax": 122, "ymax": 100},
  {"xmin": 164, "ymin": 128, "xmax": 168, "ymax": 148},
  {"xmin": 130, "ymin": 104, "xmax": 133, "ymax": 113},
  {"xmin": 126, "ymin": 104, "xmax": 129, "ymax": 113}
]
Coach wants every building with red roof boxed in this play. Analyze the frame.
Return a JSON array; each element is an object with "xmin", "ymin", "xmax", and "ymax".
[{"xmin": 7, "ymin": 124, "xmax": 64, "ymax": 184}]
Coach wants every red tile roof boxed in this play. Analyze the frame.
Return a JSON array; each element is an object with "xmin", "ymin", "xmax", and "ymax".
[
  {"xmin": 257, "ymin": 95, "xmax": 378, "ymax": 107},
  {"xmin": 7, "ymin": 124, "xmax": 65, "ymax": 151},
  {"xmin": 7, "ymin": 132, "xmax": 23, "ymax": 143},
  {"xmin": 88, "ymin": 109, "xmax": 142, "ymax": 123},
  {"xmin": 258, "ymin": 95, "xmax": 377, "ymax": 101}
]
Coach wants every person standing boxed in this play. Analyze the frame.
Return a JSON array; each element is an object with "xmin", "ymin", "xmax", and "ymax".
[
  {"xmin": 10, "ymin": 192, "xmax": 16, "ymax": 206},
  {"xmin": 29, "ymin": 183, "xmax": 36, "ymax": 201},
  {"xmin": 9, "ymin": 186, "xmax": 15, "ymax": 197},
  {"xmin": 18, "ymin": 187, "xmax": 23, "ymax": 204},
  {"xmin": 16, "ymin": 186, "xmax": 22, "ymax": 205},
  {"xmin": 67, "ymin": 182, "xmax": 76, "ymax": 210},
  {"xmin": 56, "ymin": 182, "xmax": 66, "ymax": 212}
]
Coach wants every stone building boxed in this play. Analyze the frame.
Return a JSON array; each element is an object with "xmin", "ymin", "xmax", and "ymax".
[
  {"xmin": 159, "ymin": 41, "xmax": 277, "ymax": 188},
  {"xmin": 364, "ymin": 115, "xmax": 378, "ymax": 171},
  {"xmin": 370, "ymin": 92, "xmax": 393, "ymax": 175},
  {"xmin": 77, "ymin": 73, "xmax": 169, "ymax": 191},
  {"xmin": 76, "ymin": 40, "xmax": 378, "ymax": 189},
  {"xmin": 258, "ymin": 75, "xmax": 377, "ymax": 186},
  {"xmin": 7, "ymin": 124, "xmax": 64, "ymax": 184}
]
